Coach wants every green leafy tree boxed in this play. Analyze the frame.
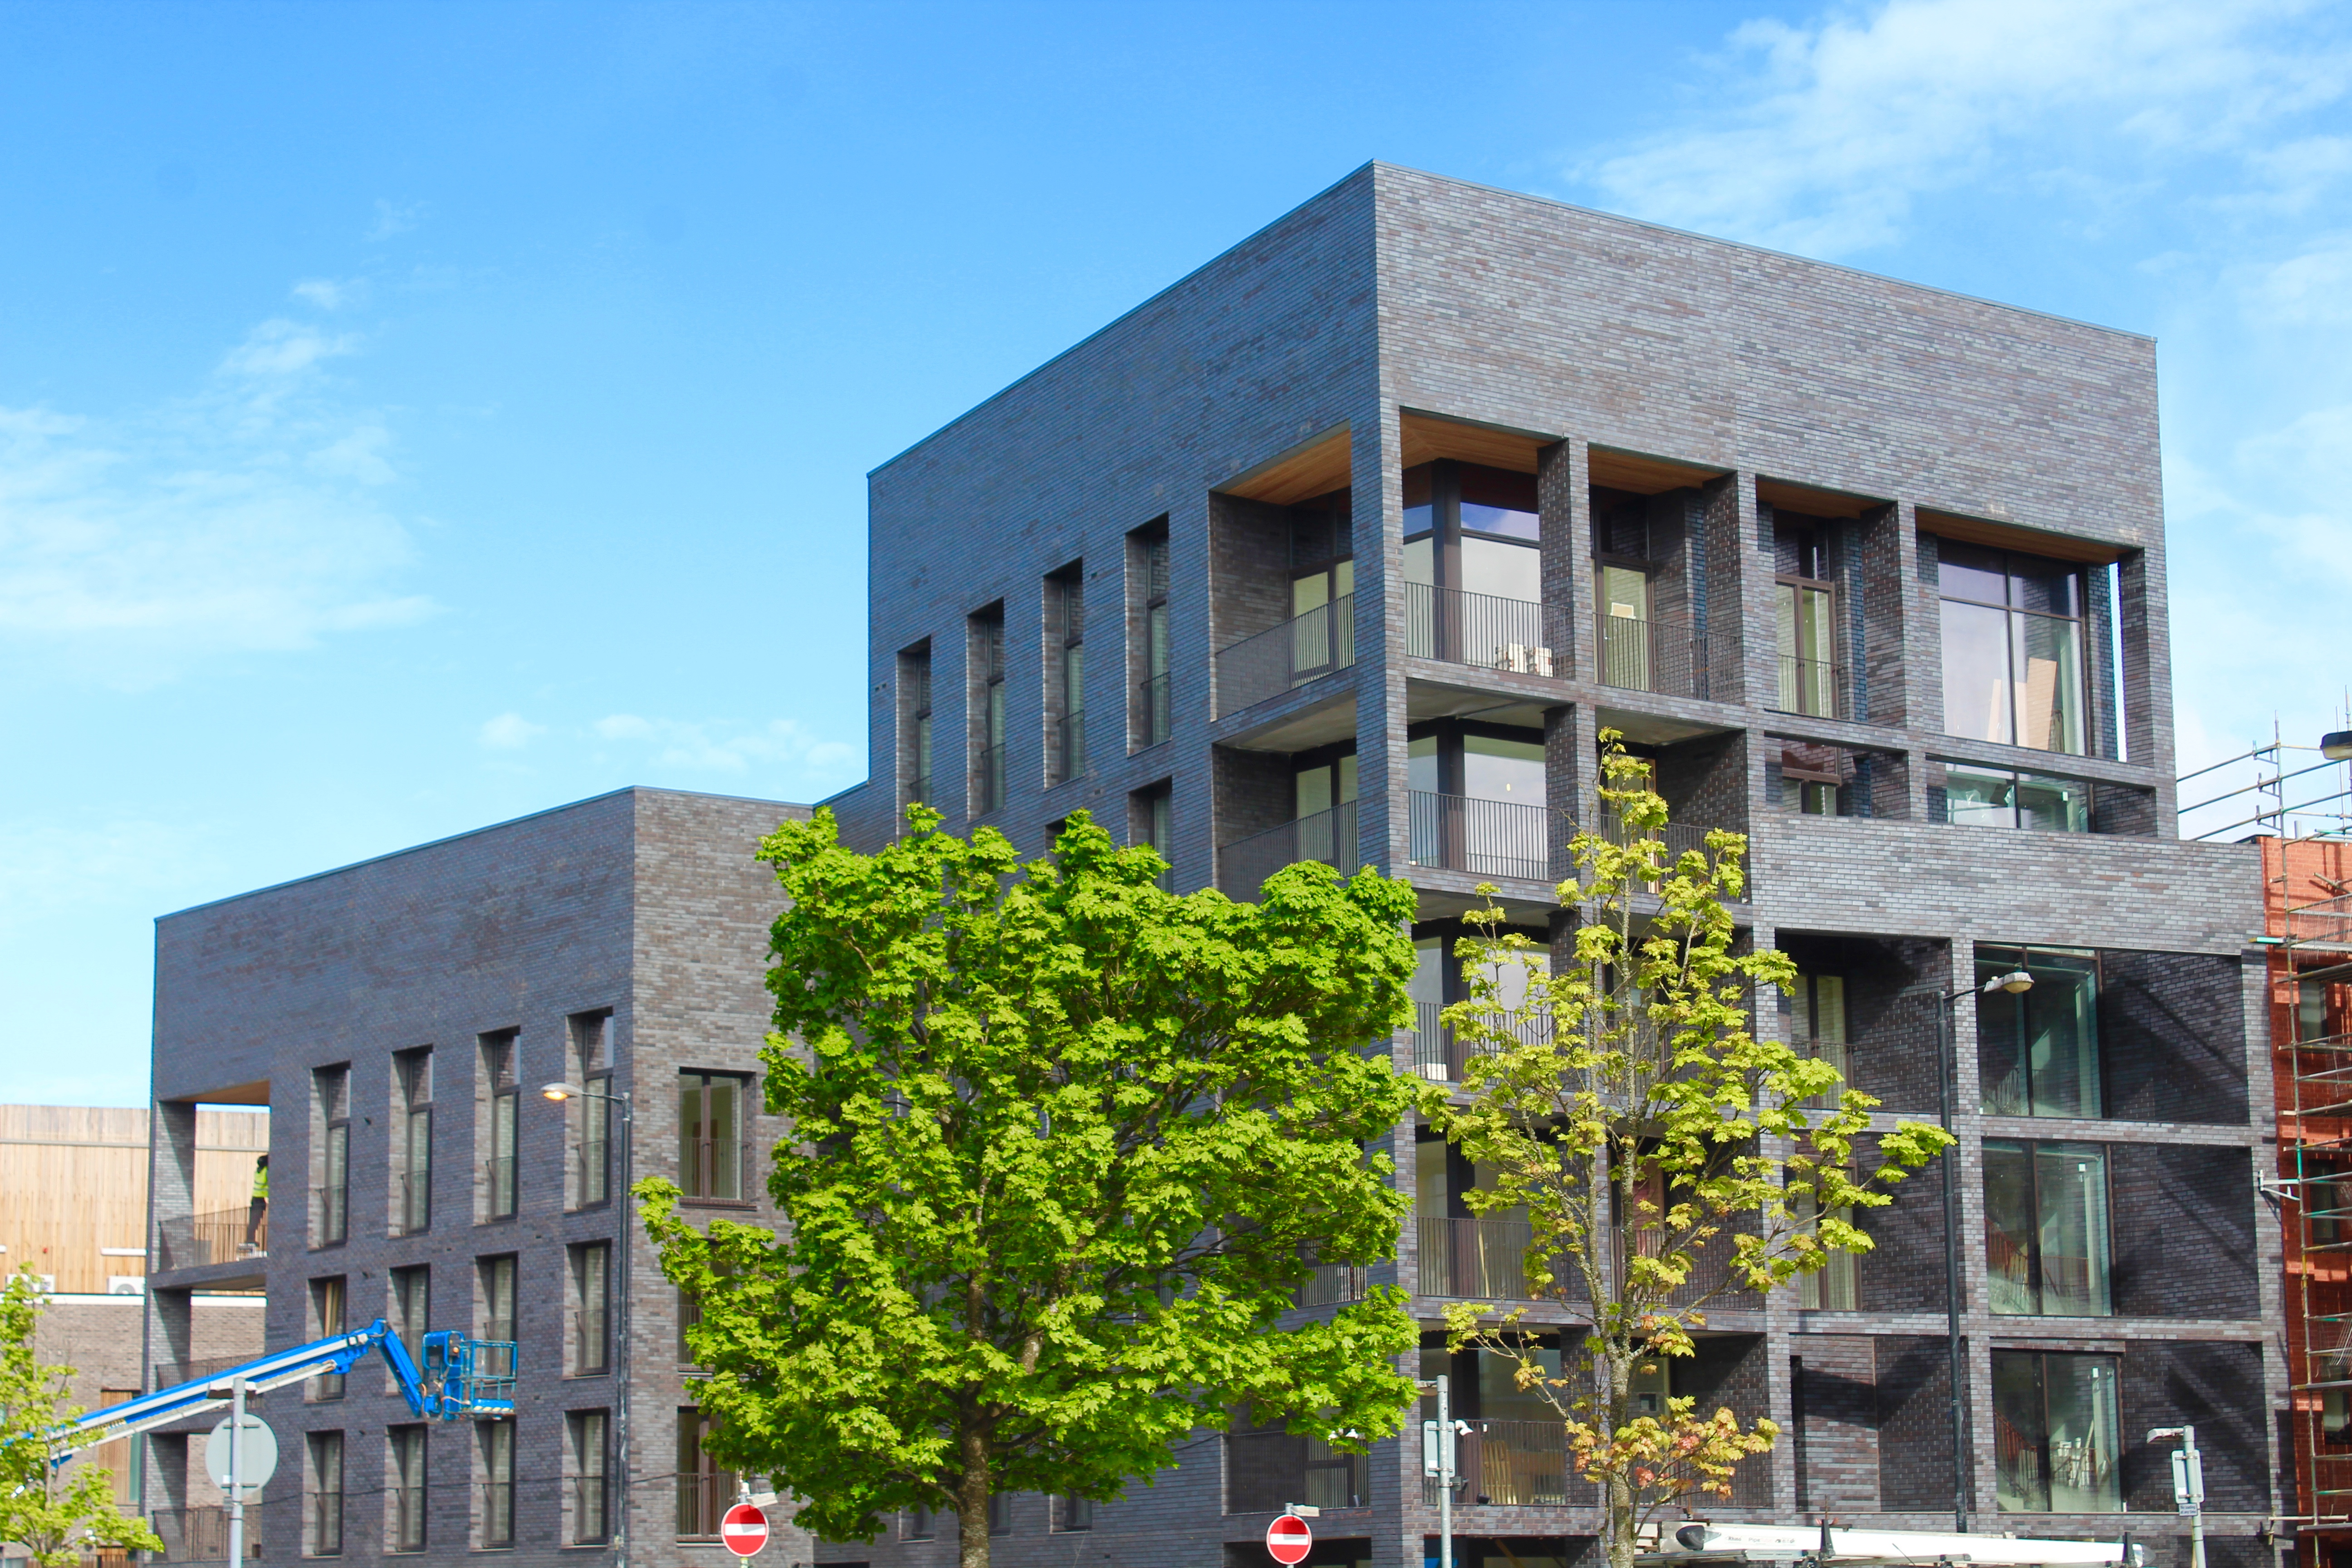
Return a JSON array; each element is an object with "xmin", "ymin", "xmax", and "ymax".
[
  {"xmin": 0, "ymin": 1271, "xmax": 166, "ymax": 1565},
  {"xmin": 1420, "ymin": 735, "xmax": 1950, "ymax": 1568},
  {"xmin": 641, "ymin": 808, "xmax": 1424, "ymax": 1568}
]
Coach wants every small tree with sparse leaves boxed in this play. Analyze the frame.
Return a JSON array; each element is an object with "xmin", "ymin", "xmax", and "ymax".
[
  {"xmin": 0, "ymin": 1271, "xmax": 166, "ymax": 1566},
  {"xmin": 1420, "ymin": 734, "xmax": 1951, "ymax": 1568}
]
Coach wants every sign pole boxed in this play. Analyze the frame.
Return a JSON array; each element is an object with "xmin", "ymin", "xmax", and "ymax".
[
  {"xmin": 1438, "ymin": 1372, "xmax": 1453, "ymax": 1568},
  {"xmin": 225, "ymin": 1376, "xmax": 245, "ymax": 1567}
]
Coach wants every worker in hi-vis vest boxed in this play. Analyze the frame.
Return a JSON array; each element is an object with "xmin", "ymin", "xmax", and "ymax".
[{"xmin": 245, "ymin": 1154, "xmax": 269, "ymax": 1249}]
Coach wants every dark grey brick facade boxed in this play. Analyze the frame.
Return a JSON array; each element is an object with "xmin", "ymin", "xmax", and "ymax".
[
  {"xmin": 817, "ymin": 164, "xmax": 2277, "ymax": 1567},
  {"xmin": 143, "ymin": 788, "xmax": 810, "ymax": 1568}
]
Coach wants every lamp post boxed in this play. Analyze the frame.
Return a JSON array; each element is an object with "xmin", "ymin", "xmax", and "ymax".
[
  {"xmin": 544, "ymin": 1082, "xmax": 634, "ymax": 1568},
  {"xmin": 1932, "ymin": 963, "xmax": 2034, "ymax": 1535}
]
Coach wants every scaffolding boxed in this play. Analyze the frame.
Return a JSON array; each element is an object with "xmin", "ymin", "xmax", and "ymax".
[{"xmin": 2274, "ymin": 857, "xmax": 2352, "ymax": 1553}]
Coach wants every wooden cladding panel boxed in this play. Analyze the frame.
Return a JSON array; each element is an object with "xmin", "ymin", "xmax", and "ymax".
[
  {"xmin": 1219, "ymin": 426, "xmax": 1352, "ymax": 505},
  {"xmin": 1916, "ymin": 507, "xmax": 2127, "ymax": 564},
  {"xmin": 0, "ymin": 1105, "xmax": 269, "ymax": 1292},
  {"xmin": 1397, "ymin": 411, "xmax": 1548, "ymax": 474},
  {"xmin": 1588, "ymin": 445, "xmax": 1728, "ymax": 495}
]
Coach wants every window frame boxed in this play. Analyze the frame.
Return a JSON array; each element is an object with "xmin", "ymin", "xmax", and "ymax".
[{"xmin": 677, "ymin": 1070, "xmax": 754, "ymax": 1206}]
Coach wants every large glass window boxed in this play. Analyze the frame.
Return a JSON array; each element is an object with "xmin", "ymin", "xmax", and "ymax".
[
  {"xmin": 305, "ymin": 1430, "xmax": 344, "ymax": 1557},
  {"xmin": 1978, "ymin": 946, "xmax": 2100, "ymax": 1118},
  {"xmin": 1937, "ymin": 540, "xmax": 2087, "ymax": 755},
  {"xmin": 901, "ymin": 645, "xmax": 933, "ymax": 807},
  {"xmin": 1775, "ymin": 576, "xmax": 1838, "ymax": 717},
  {"xmin": 1597, "ymin": 564, "xmax": 1654, "ymax": 690},
  {"xmin": 1983, "ymin": 1140, "xmax": 2112, "ymax": 1317},
  {"xmin": 481, "ymin": 1033, "xmax": 517, "ymax": 1221},
  {"xmin": 1050, "ymin": 565, "xmax": 1085, "ymax": 784},
  {"xmin": 971, "ymin": 608, "xmax": 1007, "ymax": 815},
  {"xmin": 1294, "ymin": 750, "xmax": 1358, "ymax": 820},
  {"xmin": 394, "ymin": 1049, "xmax": 432, "ymax": 1236},
  {"xmin": 679, "ymin": 1073, "xmax": 748, "ymax": 1202},
  {"xmin": 1992, "ymin": 1352, "xmax": 2122, "ymax": 1513},
  {"xmin": 1932, "ymin": 760, "xmax": 2091, "ymax": 832},
  {"xmin": 315, "ymin": 1065, "xmax": 349, "ymax": 1248},
  {"xmin": 388, "ymin": 1426, "xmax": 428, "ymax": 1553}
]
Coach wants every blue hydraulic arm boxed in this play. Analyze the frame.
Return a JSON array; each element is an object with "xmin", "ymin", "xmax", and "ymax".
[{"xmin": 43, "ymin": 1318, "xmax": 516, "ymax": 1467}]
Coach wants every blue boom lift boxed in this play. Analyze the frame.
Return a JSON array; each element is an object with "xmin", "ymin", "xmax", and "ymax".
[{"xmin": 43, "ymin": 1318, "xmax": 516, "ymax": 1465}]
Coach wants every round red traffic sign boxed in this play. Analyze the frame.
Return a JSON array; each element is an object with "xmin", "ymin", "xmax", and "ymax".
[
  {"xmin": 721, "ymin": 1502, "xmax": 769, "ymax": 1558},
  {"xmin": 1266, "ymin": 1513, "xmax": 1312, "ymax": 1565}
]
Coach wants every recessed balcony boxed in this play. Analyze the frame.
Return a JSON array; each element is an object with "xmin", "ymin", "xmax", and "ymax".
[
  {"xmin": 1217, "ymin": 800, "xmax": 1357, "ymax": 901},
  {"xmin": 1215, "ymin": 593, "xmax": 1354, "ymax": 717},
  {"xmin": 1404, "ymin": 582, "xmax": 1564, "ymax": 676}
]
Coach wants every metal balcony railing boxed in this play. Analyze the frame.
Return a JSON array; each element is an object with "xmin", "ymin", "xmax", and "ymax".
[
  {"xmin": 681, "ymin": 1138, "xmax": 752, "ymax": 1203},
  {"xmin": 675, "ymin": 1472, "xmax": 740, "ymax": 1541},
  {"xmin": 1598, "ymin": 615, "xmax": 1708, "ymax": 699},
  {"xmin": 1217, "ymin": 800, "xmax": 1358, "ymax": 900},
  {"xmin": 149, "ymin": 1504, "xmax": 264, "ymax": 1562},
  {"xmin": 1408, "ymin": 1001, "xmax": 1556, "ymax": 1083},
  {"xmin": 155, "ymin": 1207, "xmax": 266, "ymax": 1271},
  {"xmin": 1054, "ymin": 709, "xmax": 1086, "ymax": 784},
  {"xmin": 475, "ymin": 1481, "xmax": 515, "ymax": 1549},
  {"xmin": 1774, "ymin": 652, "xmax": 1845, "ymax": 719},
  {"xmin": 314, "ymin": 1181, "xmax": 347, "ymax": 1247},
  {"xmin": 1418, "ymin": 1215, "xmax": 1539, "ymax": 1300},
  {"xmin": 566, "ymin": 1475, "xmax": 612, "ymax": 1545},
  {"xmin": 483, "ymin": 1156, "xmax": 516, "ymax": 1220},
  {"xmin": 1137, "ymin": 673, "xmax": 1171, "ymax": 749},
  {"xmin": 392, "ymin": 1170, "xmax": 431, "ymax": 1237},
  {"xmin": 1405, "ymin": 583, "xmax": 1567, "ymax": 675},
  {"xmin": 974, "ymin": 741, "xmax": 1007, "ymax": 815},
  {"xmin": 1294, "ymin": 1261, "xmax": 1367, "ymax": 1308},
  {"xmin": 1216, "ymin": 594, "xmax": 1354, "ymax": 716},
  {"xmin": 1424, "ymin": 1418, "xmax": 1580, "ymax": 1508},
  {"xmin": 1407, "ymin": 791, "xmax": 1563, "ymax": 883}
]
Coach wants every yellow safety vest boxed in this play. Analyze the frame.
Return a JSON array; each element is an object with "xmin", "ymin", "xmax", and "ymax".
[{"xmin": 253, "ymin": 1166, "xmax": 269, "ymax": 1200}]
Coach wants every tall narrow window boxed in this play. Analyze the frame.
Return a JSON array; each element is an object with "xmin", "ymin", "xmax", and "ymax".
[
  {"xmin": 988, "ymin": 1493, "xmax": 1012, "ymax": 1535},
  {"xmin": 569, "ymin": 1011, "xmax": 612, "ymax": 1210},
  {"xmin": 477, "ymin": 1255, "xmax": 517, "ymax": 1385},
  {"xmin": 392, "ymin": 1048, "xmax": 432, "ymax": 1236},
  {"xmin": 1991, "ymin": 1351, "xmax": 2122, "ymax": 1513},
  {"xmin": 1054, "ymin": 1495, "xmax": 1094, "ymax": 1533},
  {"xmin": 570, "ymin": 1241, "xmax": 611, "ymax": 1375},
  {"xmin": 388, "ymin": 1266, "xmax": 430, "ymax": 1372},
  {"xmin": 1937, "ymin": 539, "xmax": 2089, "ymax": 755},
  {"xmin": 1132, "ymin": 782, "xmax": 1174, "ymax": 892},
  {"xmin": 567, "ymin": 1411, "xmax": 611, "ymax": 1545},
  {"xmin": 1787, "ymin": 971, "xmax": 1849, "ymax": 1095},
  {"xmin": 1776, "ymin": 546, "xmax": 1839, "ymax": 718},
  {"xmin": 1977, "ymin": 946, "xmax": 2101, "ymax": 1118},
  {"xmin": 679, "ymin": 1072, "xmax": 748, "ymax": 1202},
  {"xmin": 900, "ymin": 642, "xmax": 934, "ymax": 812},
  {"xmin": 314, "ymin": 1066, "xmax": 349, "ymax": 1248},
  {"xmin": 310, "ymin": 1276, "xmax": 347, "ymax": 1401},
  {"xmin": 480, "ymin": 1032, "xmax": 518, "ymax": 1222},
  {"xmin": 387, "ymin": 1426, "xmax": 428, "ymax": 1553},
  {"xmin": 1596, "ymin": 562, "xmax": 1655, "ymax": 691},
  {"xmin": 1287, "ymin": 491, "xmax": 1355, "ymax": 683},
  {"xmin": 1049, "ymin": 565, "xmax": 1086, "ymax": 784},
  {"xmin": 475, "ymin": 1419, "xmax": 514, "ymax": 1549},
  {"xmin": 1984, "ymin": 1140, "xmax": 2112, "ymax": 1317},
  {"xmin": 676, "ymin": 1409, "xmax": 735, "ymax": 1541},
  {"xmin": 970, "ymin": 606, "xmax": 1007, "ymax": 815},
  {"xmin": 1136, "ymin": 530, "xmax": 1171, "ymax": 750},
  {"xmin": 305, "ymin": 1430, "xmax": 344, "ymax": 1557}
]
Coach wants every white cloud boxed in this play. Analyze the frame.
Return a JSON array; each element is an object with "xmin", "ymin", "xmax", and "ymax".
[
  {"xmin": 2236, "ymin": 234, "xmax": 2352, "ymax": 326},
  {"xmin": 479, "ymin": 713, "xmax": 548, "ymax": 750},
  {"xmin": 592, "ymin": 713, "xmax": 858, "ymax": 778},
  {"xmin": 0, "ymin": 308, "xmax": 435, "ymax": 685},
  {"xmin": 367, "ymin": 199, "xmax": 425, "ymax": 242},
  {"xmin": 292, "ymin": 277, "xmax": 367, "ymax": 310},
  {"xmin": 1578, "ymin": 0, "xmax": 2350, "ymax": 256}
]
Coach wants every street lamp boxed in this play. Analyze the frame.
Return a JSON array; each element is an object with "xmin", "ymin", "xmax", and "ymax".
[
  {"xmin": 1932, "ymin": 964, "xmax": 2033, "ymax": 1535},
  {"xmin": 544, "ymin": 1082, "xmax": 635, "ymax": 1567}
]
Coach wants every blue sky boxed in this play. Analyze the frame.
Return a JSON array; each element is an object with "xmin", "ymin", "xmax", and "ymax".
[{"xmin": 4, "ymin": 0, "xmax": 2348, "ymax": 1104}]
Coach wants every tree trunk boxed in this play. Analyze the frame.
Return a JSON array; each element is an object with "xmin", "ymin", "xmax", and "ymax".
[{"xmin": 957, "ymin": 1424, "xmax": 992, "ymax": 1568}]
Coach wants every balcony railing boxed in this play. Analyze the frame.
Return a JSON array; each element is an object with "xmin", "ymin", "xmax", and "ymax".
[
  {"xmin": 974, "ymin": 741, "xmax": 1007, "ymax": 816},
  {"xmin": 475, "ymin": 1481, "xmax": 515, "ymax": 1549},
  {"xmin": 1405, "ymin": 582, "xmax": 1566, "ymax": 675},
  {"xmin": 150, "ymin": 1504, "xmax": 265, "ymax": 1562},
  {"xmin": 1598, "ymin": 615, "xmax": 1708, "ymax": 700},
  {"xmin": 155, "ymin": 1207, "xmax": 266, "ymax": 1271},
  {"xmin": 1408, "ymin": 1001, "xmax": 1556, "ymax": 1083},
  {"xmin": 573, "ymin": 1138, "xmax": 611, "ymax": 1209},
  {"xmin": 1796, "ymin": 1035, "xmax": 1850, "ymax": 1108},
  {"xmin": 1216, "ymin": 593, "xmax": 1354, "ymax": 716},
  {"xmin": 1408, "ymin": 791, "xmax": 1563, "ymax": 883},
  {"xmin": 1294, "ymin": 1261, "xmax": 1367, "ymax": 1308},
  {"xmin": 392, "ymin": 1170, "xmax": 430, "ymax": 1237},
  {"xmin": 1137, "ymin": 673, "xmax": 1171, "ymax": 749},
  {"xmin": 681, "ymin": 1139, "xmax": 752, "ymax": 1204},
  {"xmin": 1217, "ymin": 800, "xmax": 1358, "ymax": 900},
  {"xmin": 1053, "ymin": 709, "xmax": 1086, "ymax": 784},
  {"xmin": 483, "ymin": 1156, "xmax": 516, "ymax": 1220},
  {"xmin": 566, "ymin": 1475, "xmax": 612, "ymax": 1545},
  {"xmin": 1424, "ymin": 1419, "xmax": 1580, "ymax": 1508},
  {"xmin": 676, "ymin": 1471, "xmax": 739, "ymax": 1541},
  {"xmin": 1418, "ymin": 1215, "xmax": 1539, "ymax": 1300},
  {"xmin": 1774, "ymin": 652, "xmax": 1846, "ymax": 719},
  {"xmin": 314, "ymin": 1181, "xmax": 347, "ymax": 1247}
]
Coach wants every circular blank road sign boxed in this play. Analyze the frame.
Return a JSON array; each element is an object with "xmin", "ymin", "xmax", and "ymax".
[
  {"xmin": 1266, "ymin": 1513, "xmax": 1312, "ymax": 1565},
  {"xmin": 204, "ymin": 1414, "xmax": 279, "ymax": 1493},
  {"xmin": 721, "ymin": 1502, "xmax": 770, "ymax": 1558}
]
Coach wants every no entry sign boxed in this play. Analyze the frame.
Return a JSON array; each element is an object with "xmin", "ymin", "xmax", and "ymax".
[
  {"xmin": 1265, "ymin": 1513, "xmax": 1312, "ymax": 1565},
  {"xmin": 721, "ymin": 1502, "xmax": 769, "ymax": 1558}
]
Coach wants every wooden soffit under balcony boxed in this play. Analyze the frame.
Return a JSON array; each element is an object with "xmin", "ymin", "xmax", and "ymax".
[
  {"xmin": 1756, "ymin": 475, "xmax": 1891, "ymax": 519},
  {"xmin": 1220, "ymin": 425, "xmax": 1354, "ymax": 505},
  {"xmin": 1398, "ymin": 410, "xmax": 1550, "ymax": 474},
  {"xmin": 1588, "ymin": 445, "xmax": 1727, "ymax": 495},
  {"xmin": 1917, "ymin": 506, "xmax": 2127, "ymax": 564}
]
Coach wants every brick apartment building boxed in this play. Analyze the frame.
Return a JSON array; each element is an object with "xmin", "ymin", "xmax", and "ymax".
[
  {"xmin": 139, "ymin": 788, "xmax": 812, "ymax": 1568},
  {"xmin": 811, "ymin": 163, "xmax": 2283, "ymax": 1568}
]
